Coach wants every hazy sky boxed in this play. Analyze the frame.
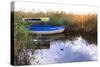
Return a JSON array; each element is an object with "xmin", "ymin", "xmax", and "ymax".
[{"xmin": 14, "ymin": 1, "xmax": 97, "ymax": 14}]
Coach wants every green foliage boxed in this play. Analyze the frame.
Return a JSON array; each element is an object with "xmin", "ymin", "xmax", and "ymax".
[
  {"xmin": 13, "ymin": 11, "xmax": 97, "ymax": 55},
  {"xmin": 14, "ymin": 12, "xmax": 30, "ymax": 55},
  {"xmin": 14, "ymin": 11, "xmax": 97, "ymax": 32},
  {"xmin": 14, "ymin": 22, "xmax": 28, "ymax": 55}
]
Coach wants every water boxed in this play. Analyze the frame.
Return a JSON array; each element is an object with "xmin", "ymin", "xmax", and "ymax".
[{"xmin": 16, "ymin": 33, "xmax": 97, "ymax": 65}]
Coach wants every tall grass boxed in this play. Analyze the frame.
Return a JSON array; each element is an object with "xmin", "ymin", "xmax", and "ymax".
[
  {"xmin": 14, "ymin": 11, "xmax": 97, "ymax": 33},
  {"xmin": 13, "ymin": 11, "xmax": 97, "ymax": 55},
  {"xmin": 12, "ymin": 11, "xmax": 97, "ymax": 65},
  {"xmin": 14, "ymin": 11, "xmax": 97, "ymax": 49}
]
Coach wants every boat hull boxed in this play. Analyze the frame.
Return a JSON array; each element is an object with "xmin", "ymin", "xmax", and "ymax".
[
  {"xmin": 27, "ymin": 24, "xmax": 65, "ymax": 34},
  {"xmin": 29, "ymin": 28, "xmax": 64, "ymax": 34}
]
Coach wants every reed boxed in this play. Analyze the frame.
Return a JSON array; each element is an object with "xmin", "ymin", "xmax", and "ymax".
[{"xmin": 13, "ymin": 11, "xmax": 97, "ymax": 56}]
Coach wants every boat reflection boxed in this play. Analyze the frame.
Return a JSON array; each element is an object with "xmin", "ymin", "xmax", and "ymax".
[{"xmin": 29, "ymin": 33, "xmax": 65, "ymax": 49}]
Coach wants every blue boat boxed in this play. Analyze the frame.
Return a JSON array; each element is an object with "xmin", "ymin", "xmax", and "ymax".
[
  {"xmin": 23, "ymin": 17, "xmax": 65, "ymax": 34},
  {"xmin": 27, "ymin": 24, "xmax": 65, "ymax": 34}
]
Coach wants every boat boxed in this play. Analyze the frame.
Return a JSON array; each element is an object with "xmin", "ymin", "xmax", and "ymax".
[{"xmin": 27, "ymin": 24, "xmax": 65, "ymax": 34}]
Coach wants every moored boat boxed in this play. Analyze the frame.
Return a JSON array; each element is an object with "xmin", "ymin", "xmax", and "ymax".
[{"xmin": 27, "ymin": 24, "xmax": 65, "ymax": 34}]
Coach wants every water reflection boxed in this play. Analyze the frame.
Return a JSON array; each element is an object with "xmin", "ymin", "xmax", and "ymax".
[
  {"xmin": 15, "ymin": 33, "xmax": 97, "ymax": 65},
  {"xmin": 28, "ymin": 34, "xmax": 66, "ymax": 49},
  {"xmin": 29, "ymin": 33, "xmax": 97, "ymax": 65}
]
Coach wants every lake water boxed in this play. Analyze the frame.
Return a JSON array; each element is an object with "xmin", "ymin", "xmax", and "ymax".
[{"xmin": 15, "ymin": 33, "xmax": 97, "ymax": 65}]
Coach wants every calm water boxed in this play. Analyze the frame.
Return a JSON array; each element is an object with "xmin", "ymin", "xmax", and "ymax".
[{"xmin": 15, "ymin": 33, "xmax": 97, "ymax": 65}]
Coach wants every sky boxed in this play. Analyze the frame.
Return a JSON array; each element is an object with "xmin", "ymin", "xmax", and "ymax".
[{"xmin": 14, "ymin": 1, "xmax": 97, "ymax": 15}]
